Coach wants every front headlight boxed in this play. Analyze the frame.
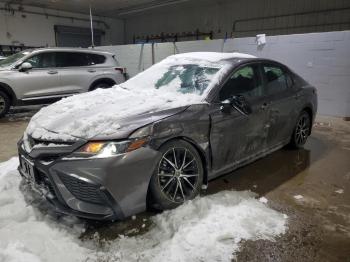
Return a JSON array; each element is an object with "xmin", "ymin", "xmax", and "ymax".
[{"xmin": 74, "ymin": 138, "xmax": 148, "ymax": 158}]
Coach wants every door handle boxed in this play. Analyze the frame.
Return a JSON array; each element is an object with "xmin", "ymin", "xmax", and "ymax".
[
  {"xmin": 87, "ymin": 69, "xmax": 96, "ymax": 73},
  {"xmin": 294, "ymin": 93, "xmax": 301, "ymax": 100},
  {"xmin": 47, "ymin": 70, "xmax": 58, "ymax": 75}
]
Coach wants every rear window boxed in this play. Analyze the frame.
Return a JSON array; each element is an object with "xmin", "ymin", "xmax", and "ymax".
[{"xmin": 88, "ymin": 54, "xmax": 106, "ymax": 65}]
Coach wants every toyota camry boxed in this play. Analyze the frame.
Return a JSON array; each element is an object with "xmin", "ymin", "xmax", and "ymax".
[{"xmin": 18, "ymin": 52, "xmax": 317, "ymax": 220}]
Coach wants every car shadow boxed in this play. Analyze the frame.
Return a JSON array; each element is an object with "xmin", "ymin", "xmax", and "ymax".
[{"xmin": 206, "ymin": 135, "xmax": 328, "ymax": 196}]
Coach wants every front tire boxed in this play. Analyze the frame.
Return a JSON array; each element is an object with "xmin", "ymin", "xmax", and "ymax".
[
  {"xmin": 0, "ymin": 90, "xmax": 10, "ymax": 118},
  {"xmin": 290, "ymin": 111, "xmax": 311, "ymax": 148},
  {"xmin": 149, "ymin": 140, "xmax": 204, "ymax": 210}
]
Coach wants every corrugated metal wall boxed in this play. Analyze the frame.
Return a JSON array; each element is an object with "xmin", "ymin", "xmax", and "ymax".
[{"xmin": 124, "ymin": 0, "xmax": 350, "ymax": 43}]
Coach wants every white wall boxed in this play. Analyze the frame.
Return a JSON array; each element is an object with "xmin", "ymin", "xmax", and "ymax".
[
  {"xmin": 0, "ymin": 4, "xmax": 125, "ymax": 47},
  {"xmin": 99, "ymin": 30, "xmax": 350, "ymax": 118}
]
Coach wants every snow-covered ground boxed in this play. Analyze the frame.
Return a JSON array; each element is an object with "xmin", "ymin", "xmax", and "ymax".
[{"xmin": 0, "ymin": 157, "xmax": 287, "ymax": 262}]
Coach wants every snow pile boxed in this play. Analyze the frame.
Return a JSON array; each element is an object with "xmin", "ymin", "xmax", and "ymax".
[
  {"xmin": 25, "ymin": 52, "xmax": 254, "ymax": 140},
  {"xmin": 97, "ymin": 191, "xmax": 287, "ymax": 262},
  {"xmin": 0, "ymin": 158, "xmax": 95, "ymax": 262},
  {"xmin": 0, "ymin": 157, "xmax": 286, "ymax": 262},
  {"xmin": 294, "ymin": 195, "xmax": 304, "ymax": 200},
  {"xmin": 335, "ymin": 189, "xmax": 344, "ymax": 194}
]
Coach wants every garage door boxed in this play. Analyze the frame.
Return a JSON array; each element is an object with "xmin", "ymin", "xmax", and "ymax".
[{"xmin": 54, "ymin": 25, "xmax": 104, "ymax": 48}]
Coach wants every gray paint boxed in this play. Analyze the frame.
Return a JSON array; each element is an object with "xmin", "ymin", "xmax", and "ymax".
[
  {"xmin": 99, "ymin": 30, "xmax": 350, "ymax": 117},
  {"xmin": 18, "ymin": 57, "xmax": 317, "ymax": 220}
]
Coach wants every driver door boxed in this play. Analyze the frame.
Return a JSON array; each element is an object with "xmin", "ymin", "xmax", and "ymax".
[
  {"xmin": 209, "ymin": 63, "xmax": 270, "ymax": 175},
  {"xmin": 11, "ymin": 52, "xmax": 61, "ymax": 99}
]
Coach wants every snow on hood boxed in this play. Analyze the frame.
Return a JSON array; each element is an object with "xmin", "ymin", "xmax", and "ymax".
[
  {"xmin": 0, "ymin": 157, "xmax": 287, "ymax": 262},
  {"xmin": 26, "ymin": 52, "xmax": 254, "ymax": 141},
  {"xmin": 26, "ymin": 86, "xmax": 196, "ymax": 141}
]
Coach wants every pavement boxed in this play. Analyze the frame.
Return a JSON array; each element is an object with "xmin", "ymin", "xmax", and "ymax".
[{"xmin": 0, "ymin": 107, "xmax": 349, "ymax": 261}]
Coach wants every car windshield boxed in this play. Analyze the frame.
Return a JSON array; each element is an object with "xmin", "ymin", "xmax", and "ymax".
[
  {"xmin": 122, "ymin": 60, "xmax": 224, "ymax": 96},
  {"xmin": 154, "ymin": 64, "xmax": 220, "ymax": 94},
  {"xmin": 0, "ymin": 50, "xmax": 32, "ymax": 67}
]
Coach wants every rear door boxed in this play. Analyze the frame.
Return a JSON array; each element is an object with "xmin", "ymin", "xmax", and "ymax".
[
  {"xmin": 209, "ymin": 63, "xmax": 270, "ymax": 174},
  {"xmin": 55, "ymin": 52, "xmax": 100, "ymax": 93},
  {"xmin": 12, "ymin": 52, "xmax": 61, "ymax": 99},
  {"xmin": 261, "ymin": 63, "xmax": 299, "ymax": 148}
]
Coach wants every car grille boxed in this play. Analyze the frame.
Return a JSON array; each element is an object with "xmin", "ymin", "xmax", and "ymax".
[
  {"xmin": 59, "ymin": 173, "xmax": 106, "ymax": 205},
  {"xmin": 25, "ymin": 135, "xmax": 75, "ymax": 152}
]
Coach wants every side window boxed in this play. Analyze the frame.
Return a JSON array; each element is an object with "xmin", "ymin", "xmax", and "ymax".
[
  {"xmin": 55, "ymin": 52, "xmax": 90, "ymax": 67},
  {"xmin": 219, "ymin": 65, "xmax": 263, "ymax": 101},
  {"xmin": 24, "ymin": 53, "xmax": 56, "ymax": 68},
  {"xmin": 88, "ymin": 54, "xmax": 106, "ymax": 65},
  {"xmin": 25, "ymin": 55, "xmax": 41, "ymax": 68},
  {"xmin": 263, "ymin": 65, "xmax": 292, "ymax": 95}
]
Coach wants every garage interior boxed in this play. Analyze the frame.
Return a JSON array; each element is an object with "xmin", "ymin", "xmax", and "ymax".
[{"xmin": 0, "ymin": 0, "xmax": 350, "ymax": 261}]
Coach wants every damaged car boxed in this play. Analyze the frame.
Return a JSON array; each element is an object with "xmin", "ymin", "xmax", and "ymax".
[{"xmin": 18, "ymin": 52, "xmax": 317, "ymax": 220}]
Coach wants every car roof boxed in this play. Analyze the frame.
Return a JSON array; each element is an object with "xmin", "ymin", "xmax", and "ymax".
[
  {"xmin": 165, "ymin": 52, "xmax": 288, "ymax": 67},
  {"xmin": 169, "ymin": 52, "xmax": 256, "ymax": 63},
  {"xmin": 30, "ymin": 47, "xmax": 114, "ymax": 56}
]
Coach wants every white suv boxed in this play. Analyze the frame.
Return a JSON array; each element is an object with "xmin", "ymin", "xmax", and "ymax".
[{"xmin": 0, "ymin": 48, "xmax": 125, "ymax": 117}]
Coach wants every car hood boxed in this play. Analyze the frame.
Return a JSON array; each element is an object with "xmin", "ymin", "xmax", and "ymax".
[{"xmin": 25, "ymin": 85, "xmax": 202, "ymax": 141}]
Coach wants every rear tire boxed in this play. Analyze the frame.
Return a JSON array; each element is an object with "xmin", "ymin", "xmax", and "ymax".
[
  {"xmin": 289, "ymin": 111, "xmax": 311, "ymax": 148},
  {"xmin": 90, "ymin": 81, "xmax": 113, "ymax": 91},
  {"xmin": 149, "ymin": 140, "xmax": 203, "ymax": 210},
  {"xmin": 0, "ymin": 90, "xmax": 10, "ymax": 118}
]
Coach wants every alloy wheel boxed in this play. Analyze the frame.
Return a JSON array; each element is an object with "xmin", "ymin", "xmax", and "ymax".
[
  {"xmin": 157, "ymin": 147, "xmax": 200, "ymax": 203},
  {"xmin": 295, "ymin": 114, "xmax": 310, "ymax": 145}
]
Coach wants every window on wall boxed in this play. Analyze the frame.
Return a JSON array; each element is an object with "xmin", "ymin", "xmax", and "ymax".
[
  {"xmin": 54, "ymin": 25, "xmax": 104, "ymax": 48},
  {"xmin": 263, "ymin": 65, "xmax": 292, "ymax": 95}
]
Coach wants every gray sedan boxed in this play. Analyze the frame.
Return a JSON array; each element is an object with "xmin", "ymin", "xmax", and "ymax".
[{"xmin": 18, "ymin": 52, "xmax": 317, "ymax": 220}]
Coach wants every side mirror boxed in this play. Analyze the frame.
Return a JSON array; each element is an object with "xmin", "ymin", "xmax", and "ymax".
[
  {"xmin": 220, "ymin": 95, "xmax": 252, "ymax": 115},
  {"xmin": 220, "ymin": 99, "xmax": 233, "ymax": 114},
  {"xmin": 19, "ymin": 62, "xmax": 32, "ymax": 72}
]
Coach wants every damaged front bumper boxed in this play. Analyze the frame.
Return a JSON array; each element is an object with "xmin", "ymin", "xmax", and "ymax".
[{"xmin": 17, "ymin": 138, "xmax": 161, "ymax": 221}]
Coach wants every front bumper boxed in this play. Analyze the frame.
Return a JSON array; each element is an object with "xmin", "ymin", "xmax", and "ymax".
[{"xmin": 18, "ymin": 140, "xmax": 161, "ymax": 220}]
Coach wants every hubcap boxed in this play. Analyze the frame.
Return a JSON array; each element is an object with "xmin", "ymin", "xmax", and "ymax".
[
  {"xmin": 0, "ymin": 96, "xmax": 5, "ymax": 113},
  {"xmin": 295, "ymin": 115, "xmax": 310, "ymax": 145},
  {"xmin": 157, "ymin": 147, "xmax": 199, "ymax": 203}
]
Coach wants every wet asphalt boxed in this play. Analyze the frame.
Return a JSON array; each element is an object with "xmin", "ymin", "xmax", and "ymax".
[{"xmin": 0, "ymin": 107, "xmax": 349, "ymax": 261}]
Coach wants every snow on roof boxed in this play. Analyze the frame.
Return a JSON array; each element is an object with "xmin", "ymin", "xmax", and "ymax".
[{"xmin": 169, "ymin": 52, "xmax": 256, "ymax": 62}]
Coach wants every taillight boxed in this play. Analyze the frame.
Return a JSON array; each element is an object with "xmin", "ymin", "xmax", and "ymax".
[{"xmin": 115, "ymin": 67, "xmax": 127, "ymax": 74}]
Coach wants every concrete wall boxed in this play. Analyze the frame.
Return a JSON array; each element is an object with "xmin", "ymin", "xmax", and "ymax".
[
  {"xmin": 124, "ymin": 0, "xmax": 350, "ymax": 44},
  {"xmin": 99, "ymin": 30, "xmax": 350, "ymax": 118},
  {"xmin": 0, "ymin": 3, "xmax": 125, "ymax": 47}
]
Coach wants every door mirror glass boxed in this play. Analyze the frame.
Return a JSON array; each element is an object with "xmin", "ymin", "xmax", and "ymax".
[{"xmin": 19, "ymin": 62, "xmax": 32, "ymax": 72}]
